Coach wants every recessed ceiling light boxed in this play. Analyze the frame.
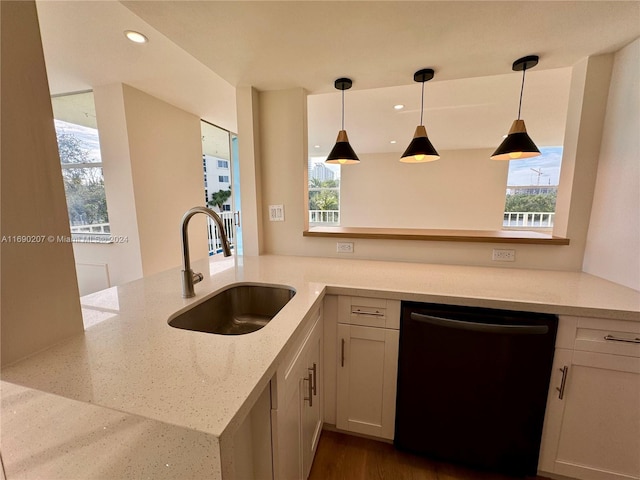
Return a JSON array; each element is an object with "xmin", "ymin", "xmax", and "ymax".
[
  {"xmin": 394, "ymin": 104, "xmax": 405, "ymax": 110},
  {"xmin": 390, "ymin": 140, "xmax": 397, "ymax": 144},
  {"xmin": 314, "ymin": 145, "xmax": 320, "ymax": 149},
  {"xmin": 124, "ymin": 30, "xmax": 148, "ymax": 44}
]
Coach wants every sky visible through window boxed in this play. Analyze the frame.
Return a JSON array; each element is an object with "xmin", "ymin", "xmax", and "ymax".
[
  {"xmin": 506, "ymin": 146, "xmax": 563, "ymax": 186},
  {"xmin": 54, "ymin": 119, "xmax": 102, "ymax": 162}
]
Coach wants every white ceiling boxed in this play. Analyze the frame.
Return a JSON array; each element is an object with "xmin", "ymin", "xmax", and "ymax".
[{"xmin": 36, "ymin": 1, "xmax": 640, "ymax": 156}]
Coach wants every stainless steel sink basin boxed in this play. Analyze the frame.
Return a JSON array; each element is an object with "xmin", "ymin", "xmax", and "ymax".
[{"xmin": 168, "ymin": 283, "xmax": 296, "ymax": 335}]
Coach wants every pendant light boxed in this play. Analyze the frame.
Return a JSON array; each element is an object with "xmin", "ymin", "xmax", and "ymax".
[
  {"xmin": 326, "ymin": 78, "xmax": 360, "ymax": 165},
  {"xmin": 491, "ymin": 55, "xmax": 541, "ymax": 160},
  {"xmin": 400, "ymin": 68, "xmax": 439, "ymax": 163}
]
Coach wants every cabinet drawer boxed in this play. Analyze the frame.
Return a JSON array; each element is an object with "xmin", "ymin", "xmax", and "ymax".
[
  {"xmin": 574, "ymin": 317, "xmax": 640, "ymax": 357},
  {"xmin": 338, "ymin": 296, "xmax": 400, "ymax": 329}
]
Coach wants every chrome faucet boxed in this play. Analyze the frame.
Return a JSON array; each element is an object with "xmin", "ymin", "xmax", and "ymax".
[{"xmin": 181, "ymin": 206, "xmax": 232, "ymax": 298}]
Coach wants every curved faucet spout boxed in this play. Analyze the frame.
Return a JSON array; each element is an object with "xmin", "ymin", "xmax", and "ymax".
[{"xmin": 181, "ymin": 206, "xmax": 232, "ymax": 298}]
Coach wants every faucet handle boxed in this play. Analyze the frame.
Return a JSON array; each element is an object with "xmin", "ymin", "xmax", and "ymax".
[{"xmin": 192, "ymin": 272, "xmax": 204, "ymax": 285}]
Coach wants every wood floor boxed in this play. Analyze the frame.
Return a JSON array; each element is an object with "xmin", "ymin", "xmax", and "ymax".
[{"xmin": 309, "ymin": 430, "xmax": 551, "ymax": 480}]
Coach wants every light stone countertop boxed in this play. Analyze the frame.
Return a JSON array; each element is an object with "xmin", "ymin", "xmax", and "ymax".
[{"xmin": 2, "ymin": 254, "xmax": 639, "ymax": 478}]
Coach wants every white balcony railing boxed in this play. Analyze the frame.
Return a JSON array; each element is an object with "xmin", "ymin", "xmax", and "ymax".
[
  {"xmin": 308, "ymin": 210, "xmax": 555, "ymax": 229},
  {"xmin": 70, "ymin": 223, "xmax": 111, "ymax": 234},
  {"xmin": 309, "ymin": 210, "xmax": 340, "ymax": 224},
  {"xmin": 503, "ymin": 212, "xmax": 555, "ymax": 228},
  {"xmin": 207, "ymin": 211, "xmax": 235, "ymax": 255}
]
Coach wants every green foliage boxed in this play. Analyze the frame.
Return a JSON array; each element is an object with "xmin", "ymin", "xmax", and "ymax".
[
  {"xmin": 504, "ymin": 192, "xmax": 557, "ymax": 212},
  {"xmin": 56, "ymin": 132, "xmax": 109, "ymax": 226},
  {"xmin": 309, "ymin": 179, "xmax": 339, "ymax": 211},
  {"xmin": 208, "ymin": 188, "xmax": 232, "ymax": 211}
]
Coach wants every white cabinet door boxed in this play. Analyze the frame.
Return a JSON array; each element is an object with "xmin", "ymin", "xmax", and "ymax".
[
  {"xmin": 540, "ymin": 349, "xmax": 640, "ymax": 480},
  {"xmin": 273, "ymin": 311, "xmax": 323, "ymax": 480},
  {"xmin": 336, "ymin": 323, "xmax": 399, "ymax": 440},
  {"xmin": 301, "ymin": 319, "xmax": 323, "ymax": 479}
]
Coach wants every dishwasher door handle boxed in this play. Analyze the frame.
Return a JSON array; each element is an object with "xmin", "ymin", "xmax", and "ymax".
[{"xmin": 410, "ymin": 312, "xmax": 549, "ymax": 335}]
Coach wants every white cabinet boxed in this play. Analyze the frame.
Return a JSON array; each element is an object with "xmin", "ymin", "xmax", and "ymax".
[
  {"xmin": 335, "ymin": 296, "xmax": 399, "ymax": 440},
  {"xmin": 539, "ymin": 316, "xmax": 640, "ymax": 480},
  {"xmin": 272, "ymin": 308, "xmax": 323, "ymax": 480}
]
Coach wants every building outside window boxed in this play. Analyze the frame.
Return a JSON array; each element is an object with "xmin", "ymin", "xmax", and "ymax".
[
  {"xmin": 51, "ymin": 92, "xmax": 110, "ymax": 238},
  {"xmin": 217, "ymin": 159, "xmax": 229, "ymax": 169}
]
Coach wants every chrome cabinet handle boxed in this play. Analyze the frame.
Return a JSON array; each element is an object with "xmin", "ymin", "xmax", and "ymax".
[
  {"xmin": 304, "ymin": 371, "xmax": 313, "ymax": 407},
  {"xmin": 233, "ymin": 211, "xmax": 241, "ymax": 227},
  {"xmin": 352, "ymin": 309, "xmax": 384, "ymax": 317},
  {"xmin": 556, "ymin": 366, "xmax": 568, "ymax": 400},
  {"xmin": 341, "ymin": 339, "xmax": 345, "ymax": 367},
  {"xmin": 310, "ymin": 363, "xmax": 317, "ymax": 396},
  {"xmin": 604, "ymin": 334, "xmax": 640, "ymax": 344}
]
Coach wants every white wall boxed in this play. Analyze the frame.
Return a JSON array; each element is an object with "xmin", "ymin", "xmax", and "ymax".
[
  {"xmin": 1, "ymin": 1, "xmax": 83, "ymax": 365},
  {"xmin": 122, "ymin": 84, "xmax": 209, "ymax": 276},
  {"xmin": 583, "ymin": 39, "xmax": 640, "ymax": 291},
  {"xmin": 238, "ymin": 53, "xmax": 629, "ymax": 273},
  {"xmin": 72, "ymin": 83, "xmax": 210, "ymax": 292},
  {"xmin": 237, "ymin": 87, "xmax": 265, "ymax": 256},
  {"xmin": 259, "ymin": 88, "xmax": 308, "ymax": 255},
  {"xmin": 340, "ymin": 149, "xmax": 507, "ymax": 229}
]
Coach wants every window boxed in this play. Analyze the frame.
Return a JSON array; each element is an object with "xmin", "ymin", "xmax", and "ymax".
[
  {"xmin": 503, "ymin": 146, "xmax": 563, "ymax": 230},
  {"xmin": 222, "ymin": 204, "xmax": 231, "ymax": 212},
  {"xmin": 218, "ymin": 175, "xmax": 230, "ymax": 183},
  {"xmin": 308, "ymin": 158, "xmax": 340, "ymax": 225},
  {"xmin": 51, "ymin": 92, "xmax": 110, "ymax": 238},
  {"xmin": 217, "ymin": 159, "xmax": 229, "ymax": 169}
]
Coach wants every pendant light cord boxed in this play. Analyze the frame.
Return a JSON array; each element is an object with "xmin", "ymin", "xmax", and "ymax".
[
  {"xmin": 341, "ymin": 88, "xmax": 345, "ymax": 130},
  {"xmin": 420, "ymin": 81, "xmax": 425, "ymax": 126},
  {"xmin": 517, "ymin": 67, "xmax": 526, "ymax": 120}
]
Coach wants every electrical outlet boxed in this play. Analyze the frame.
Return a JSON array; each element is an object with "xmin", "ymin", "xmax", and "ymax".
[
  {"xmin": 492, "ymin": 249, "xmax": 516, "ymax": 262},
  {"xmin": 336, "ymin": 242, "xmax": 354, "ymax": 253},
  {"xmin": 268, "ymin": 205, "xmax": 284, "ymax": 221}
]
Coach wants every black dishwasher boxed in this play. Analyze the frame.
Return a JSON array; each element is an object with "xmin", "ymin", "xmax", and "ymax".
[{"xmin": 394, "ymin": 301, "xmax": 557, "ymax": 477}]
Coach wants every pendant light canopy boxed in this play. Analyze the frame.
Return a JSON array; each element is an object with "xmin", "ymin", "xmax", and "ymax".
[
  {"xmin": 491, "ymin": 55, "xmax": 541, "ymax": 161},
  {"xmin": 400, "ymin": 68, "xmax": 440, "ymax": 163},
  {"xmin": 326, "ymin": 78, "xmax": 360, "ymax": 165}
]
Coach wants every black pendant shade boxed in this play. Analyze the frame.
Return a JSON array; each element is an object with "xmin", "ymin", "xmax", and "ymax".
[
  {"xmin": 326, "ymin": 78, "xmax": 360, "ymax": 165},
  {"xmin": 491, "ymin": 55, "xmax": 541, "ymax": 161},
  {"xmin": 400, "ymin": 68, "xmax": 440, "ymax": 163},
  {"xmin": 401, "ymin": 126, "xmax": 440, "ymax": 163},
  {"xmin": 491, "ymin": 120, "xmax": 541, "ymax": 160},
  {"xmin": 326, "ymin": 130, "xmax": 360, "ymax": 165}
]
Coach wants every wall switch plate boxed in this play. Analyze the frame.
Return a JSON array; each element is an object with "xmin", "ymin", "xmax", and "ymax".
[
  {"xmin": 336, "ymin": 242, "xmax": 354, "ymax": 253},
  {"xmin": 492, "ymin": 248, "xmax": 516, "ymax": 262},
  {"xmin": 268, "ymin": 205, "xmax": 284, "ymax": 222}
]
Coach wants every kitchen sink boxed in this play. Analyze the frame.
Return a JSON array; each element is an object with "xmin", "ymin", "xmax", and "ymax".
[{"xmin": 168, "ymin": 283, "xmax": 296, "ymax": 335}]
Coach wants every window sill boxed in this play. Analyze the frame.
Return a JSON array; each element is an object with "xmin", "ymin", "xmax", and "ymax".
[{"xmin": 303, "ymin": 226, "xmax": 570, "ymax": 245}]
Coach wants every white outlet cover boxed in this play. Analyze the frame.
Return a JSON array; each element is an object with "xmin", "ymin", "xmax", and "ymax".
[
  {"xmin": 336, "ymin": 242, "xmax": 354, "ymax": 253},
  {"xmin": 269, "ymin": 205, "xmax": 284, "ymax": 221}
]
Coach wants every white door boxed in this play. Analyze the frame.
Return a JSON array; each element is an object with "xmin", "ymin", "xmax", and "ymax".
[
  {"xmin": 336, "ymin": 323, "xmax": 399, "ymax": 440},
  {"xmin": 542, "ymin": 349, "xmax": 640, "ymax": 480}
]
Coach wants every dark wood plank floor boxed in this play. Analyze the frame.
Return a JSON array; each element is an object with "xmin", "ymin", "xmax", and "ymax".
[{"xmin": 309, "ymin": 430, "xmax": 551, "ymax": 480}]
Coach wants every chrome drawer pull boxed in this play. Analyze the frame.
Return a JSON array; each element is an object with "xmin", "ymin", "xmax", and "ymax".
[
  {"xmin": 556, "ymin": 366, "xmax": 568, "ymax": 400},
  {"xmin": 604, "ymin": 334, "xmax": 640, "ymax": 344},
  {"xmin": 304, "ymin": 371, "xmax": 313, "ymax": 407},
  {"xmin": 352, "ymin": 309, "xmax": 384, "ymax": 317},
  {"xmin": 310, "ymin": 363, "xmax": 317, "ymax": 396}
]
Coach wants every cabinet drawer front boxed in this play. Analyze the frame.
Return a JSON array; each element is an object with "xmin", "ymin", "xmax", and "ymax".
[
  {"xmin": 338, "ymin": 296, "xmax": 400, "ymax": 329},
  {"xmin": 574, "ymin": 318, "xmax": 640, "ymax": 357}
]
